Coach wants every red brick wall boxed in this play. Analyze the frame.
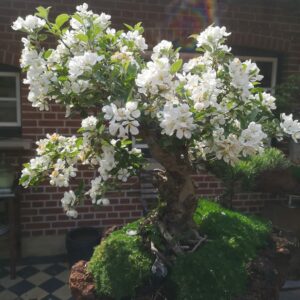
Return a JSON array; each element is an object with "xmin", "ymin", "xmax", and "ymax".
[{"xmin": 0, "ymin": 0, "xmax": 299, "ymax": 237}]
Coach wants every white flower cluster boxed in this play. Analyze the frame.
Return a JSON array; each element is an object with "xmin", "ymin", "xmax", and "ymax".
[
  {"xmin": 97, "ymin": 145, "xmax": 116, "ymax": 181},
  {"xmin": 21, "ymin": 38, "xmax": 57, "ymax": 110},
  {"xmin": 120, "ymin": 30, "xmax": 148, "ymax": 52},
  {"xmin": 280, "ymin": 113, "xmax": 300, "ymax": 142},
  {"xmin": 136, "ymin": 40, "xmax": 178, "ymax": 99},
  {"xmin": 61, "ymin": 191, "xmax": 78, "ymax": 218},
  {"xmin": 136, "ymin": 57, "xmax": 174, "ymax": 97},
  {"xmin": 81, "ymin": 116, "xmax": 98, "ymax": 131},
  {"xmin": 184, "ymin": 69, "xmax": 223, "ymax": 111},
  {"xmin": 103, "ymin": 102, "xmax": 141, "ymax": 138},
  {"xmin": 71, "ymin": 3, "xmax": 111, "ymax": 31},
  {"xmin": 21, "ymin": 133, "xmax": 80, "ymax": 188},
  {"xmin": 68, "ymin": 52, "xmax": 103, "ymax": 80},
  {"xmin": 21, "ymin": 156, "xmax": 50, "ymax": 187},
  {"xmin": 196, "ymin": 25, "xmax": 231, "ymax": 52},
  {"xmin": 159, "ymin": 103, "xmax": 196, "ymax": 139},
  {"xmin": 239, "ymin": 122, "xmax": 267, "ymax": 156},
  {"xmin": 50, "ymin": 159, "xmax": 77, "ymax": 187},
  {"xmin": 256, "ymin": 92, "xmax": 276, "ymax": 111},
  {"xmin": 228, "ymin": 58, "xmax": 263, "ymax": 100},
  {"xmin": 87, "ymin": 176, "xmax": 110, "ymax": 205},
  {"xmin": 12, "ymin": 15, "xmax": 45, "ymax": 32},
  {"xmin": 210, "ymin": 122, "xmax": 267, "ymax": 165}
]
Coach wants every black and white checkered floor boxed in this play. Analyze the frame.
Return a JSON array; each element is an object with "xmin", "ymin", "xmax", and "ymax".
[{"xmin": 0, "ymin": 262, "xmax": 73, "ymax": 300}]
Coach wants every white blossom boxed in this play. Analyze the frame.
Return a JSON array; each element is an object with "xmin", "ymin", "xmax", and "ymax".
[
  {"xmin": 257, "ymin": 92, "xmax": 276, "ymax": 111},
  {"xmin": 81, "ymin": 116, "xmax": 98, "ymax": 131},
  {"xmin": 117, "ymin": 168, "xmax": 130, "ymax": 182},
  {"xmin": 96, "ymin": 198, "xmax": 110, "ymax": 205},
  {"xmin": 151, "ymin": 40, "xmax": 174, "ymax": 60},
  {"xmin": 228, "ymin": 58, "xmax": 263, "ymax": 100},
  {"xmin": 136, "ymin": 57, "xmax": 173, "ymax": 97},
  {"xmin": 239, "ymin": 122, "xmax": 267, "ymax": 156},
  {"xmin": 68, "ymin": 52, "xmax": 103, "ymax": 79},
  {"xmin": 196, "ymin": 25, "xmax": 231, "ymax": 52},
  {"xmin": 280, "ymin": 113, "xmax": 300, "ymax": 142},
  {"xmin": 159, "ymin": 103, "xmax": 196, "ymax": 139},
  {"xmin": 102, "ymin": 102, "xmax": 140, "ymax": 138},
  {"xmin": 121, "ymin": 30, "xmax": 148, "ymax": 51},
  {"xmin": 12, "ymin": 15, "xmax": 45, "ymax": 32},
  {"xmin": 61, "ymin": 191, "xmax": 78, "ymax": 218}
]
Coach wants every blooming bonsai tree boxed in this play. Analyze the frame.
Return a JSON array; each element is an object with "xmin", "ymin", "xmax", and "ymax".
[{"xmin": 14, "ymin": 4, "xmax": 300, "ymax": 247}]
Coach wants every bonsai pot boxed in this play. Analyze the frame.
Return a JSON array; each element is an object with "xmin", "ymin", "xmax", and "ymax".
[{"xmin": 66, "ymin": 227, "xmax": 101, "ymax": 267}]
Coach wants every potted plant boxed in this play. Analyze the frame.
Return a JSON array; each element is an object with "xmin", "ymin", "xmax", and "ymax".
[{"xmin": 13, "ymin": 4, "xmax": 300, "ymax": 299}]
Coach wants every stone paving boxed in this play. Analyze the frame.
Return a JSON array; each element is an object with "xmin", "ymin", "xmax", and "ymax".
[
  {"xmin": 280, "ymin": 281, "xmax": 300, "ymax": 300},
  {"xmin": 0, "ymin": 262, "xmax": 73, "ymax": 300}
]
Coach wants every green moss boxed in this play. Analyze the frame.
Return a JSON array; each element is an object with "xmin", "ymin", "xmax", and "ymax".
[
  {"xmin": 169, "ymin": 200, "xmax": 271, "ymax": 300},
  {"xmin": 88, "ymin": 200, "xmax": 271, "ymax": 300},
  {"xmin": 88, "ymin": 220, "xmax": 154, "ymax": 300}
]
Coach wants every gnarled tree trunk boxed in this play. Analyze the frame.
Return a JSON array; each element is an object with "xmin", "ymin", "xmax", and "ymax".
[{"xmin": 140, "ymin": 127, "xmax": 198, "ymax": 237}]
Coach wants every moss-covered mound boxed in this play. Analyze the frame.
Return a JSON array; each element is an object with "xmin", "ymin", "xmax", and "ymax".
[
  {"xmin": 88, "ymin": 199, "xmax": 271, "ymax": 300},
  {"xmin": 168, "ymin": 200, "xmax": 271, "ymax": 300},
  {"xmin": 88, "ymin": 221, "xmax": 154, "ymax": 300}
]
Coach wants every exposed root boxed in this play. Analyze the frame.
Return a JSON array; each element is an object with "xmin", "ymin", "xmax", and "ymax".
[
  {"xmin": 157, "ymin": 221, "xmax": 208, "ymax": 255},
  {"xmin": 187, "ymin": 235, "xmax": 207, "ymax": 253},
  {"xmin": 150, "ymin": 242, "xmax": 172, "ymax": 267},
  {"xmin": 157, "ymin": 221, "xmax": 183, "ymax": 255}
]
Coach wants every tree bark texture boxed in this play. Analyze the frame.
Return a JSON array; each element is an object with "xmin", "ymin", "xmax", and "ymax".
[{"xmin": 140, "ymin": 127, "xmax": 198, "ymax": 235}]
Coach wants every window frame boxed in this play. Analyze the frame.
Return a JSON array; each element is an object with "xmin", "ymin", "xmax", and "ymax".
[{"xmin": 0, "ymin": 71, "xmax": 21, "ymax": 127}]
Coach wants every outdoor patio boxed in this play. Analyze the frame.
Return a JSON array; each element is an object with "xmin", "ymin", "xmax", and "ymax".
[
  {"xmin": 0, "ymin": 260, "xmax": 73, "ymax": 300},
  {"xmin": 0, "ymin": 258, "xmax": 300, "ymax": 300}
]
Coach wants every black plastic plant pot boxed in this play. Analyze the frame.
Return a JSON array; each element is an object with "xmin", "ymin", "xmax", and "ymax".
[{"xmin": 66, "ymin": 227, "xmax": 101, "ymax": 267}]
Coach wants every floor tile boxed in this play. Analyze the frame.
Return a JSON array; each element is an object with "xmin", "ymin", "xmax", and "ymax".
[
  {"xmin": 55, "ymin": 269, "xmax": 70, "ymax": 283},
  {"xmin": 21, "ymin": 286, "xmax": 48, "ymax": 300},
  {"xmin": 9, "ymin": 280, "xmax": 35, "ymax": 296},
  {"xmin": 0, "ymin": 275, "xmax": 22, "ymax": 289},
  {"xmin": 0, "ymin": 267, "xmax": 9, "ymax": 279},
  {"xmin": 27, "ymin": 271, "xmax": 52, "ymax": 286},
  {"xmin": 44, "ymin": 264, "xmax": 66, "ymax": 276},
  {"xmin": 35, "ymin": 263, "xmax": 53, "ymax": 271},
  {"xmin": 0, "ymin": 289, "xmax": 18, "ymax": 300},
  {"xmin": 39, "ymin": 277, "xmax": 65, "ymax": 294},
  {"xmin": 41, "ymin": 294, "xmax": 61, "ymax": 300},
  {"xmin": 53, "ymin": 284, "xmax": 72, "ymax": 299},
  {"xmin": 16, "ymin": 265, "xmax": 40, "ymax": 279}
]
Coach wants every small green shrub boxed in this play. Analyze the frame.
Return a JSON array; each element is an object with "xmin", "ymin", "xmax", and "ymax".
[
  {"xmin": 88, "ymin": 220, "xmax": 154, "ymax": 300},
  {"xmin": 168, "ymin": 200, "xmax": 271, "ymax": 300}
]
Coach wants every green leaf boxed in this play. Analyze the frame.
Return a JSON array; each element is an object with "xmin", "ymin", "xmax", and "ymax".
[
  {"xmin": 170, "ymin": 59, "xmax": 183, "ymax": 74},
  {"xmin": 19, "ymin": 175, "xmax": 30, "ymax": 185},
  {"xmin": 38, "ymin": 34, "xmax": 48, "ymax": 41},
  {"xmin": 43, "ymin": 49, "xmax": 53, "ymax": 59},
  {"xmin": 55, "ymin": 14, "xmax": 69, "ymax": 29},
  {"xmin": 124, "ymin": 23, "xmax": 134, "ymax": 31},
  {"xmin": 76, "ymin": 33, "xmax": 89, "ymax": 43},
  {"xmin": 72, "ymin": 14, "xmax": 83, "ymax": 24},
  {"xmin": 189, "ymin": 34, "xmax": 199, "ymax": 40},
  {"xmin": 35, "ymin": 6, "xmax": 51, "ymax": 19}
]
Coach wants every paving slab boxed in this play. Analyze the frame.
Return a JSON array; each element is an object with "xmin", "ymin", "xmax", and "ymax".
[
  {"xmin": 282, "ymin": 280, "xmax": 300, "ymax": 290},
  {"xmin": 280, "ymin": 290, "xmax": 300, "ymax": 300}
]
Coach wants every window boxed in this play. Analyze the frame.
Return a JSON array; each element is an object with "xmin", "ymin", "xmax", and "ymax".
[{"xmin": 0, "ymin": 72, "xmax": 21, "ymax": 128}]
